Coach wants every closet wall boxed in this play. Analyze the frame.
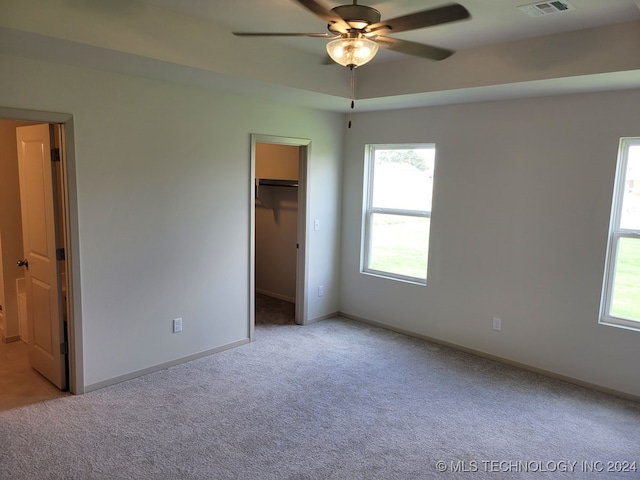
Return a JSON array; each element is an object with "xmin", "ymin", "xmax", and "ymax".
[{"xmin": 255, "ymin": 143, "xmax": 299, "ymax": 302}]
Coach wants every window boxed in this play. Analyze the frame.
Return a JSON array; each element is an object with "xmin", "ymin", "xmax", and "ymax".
[
  {"xmin": 600, "ymin": 138, "xmax": 640, "ymax": 330},
  {"xmin": 362, "ymin": 144, "xmax": 435, "ymax": 284}
]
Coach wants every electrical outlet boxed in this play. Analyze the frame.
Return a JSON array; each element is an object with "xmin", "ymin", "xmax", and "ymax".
[
  {"xmin": 173, "ymin": 317, "xmax": 183, "ymax": 333},
  {"xmin": 492, "ymin": 317, "xmax": 502, "ymax": 331},
  {"xmin": 314, "ymin": 219, "xmax": 320, "ymax": 231},
  {"xmin": 318, "ymin": 285, "xmax": 324, "ymax": 297}
]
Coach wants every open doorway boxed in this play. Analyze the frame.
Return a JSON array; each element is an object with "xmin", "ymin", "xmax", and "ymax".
[
  {"xmin": 249, "ymin": 135, "xmax": 310, "ymax": 338},
  {"xmin": 0, "ymin": 108, "xmax": 81, "ymax": 396}
]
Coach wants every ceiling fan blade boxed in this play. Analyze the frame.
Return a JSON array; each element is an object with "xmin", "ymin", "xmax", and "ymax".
[
  {"xmin": 366, "ymin": 3, "xmax": 470, "ymax": 34},
  {"xmin": 295, "ymin": 0, "xmax": 351, "ymax": 33},
  {"xmin": 376, "ymin": 36, "xmax": 454, "ymax": 61},
  {"xmin": 233, "ymin": 32, "xmax": 336, "ymax": 38}
]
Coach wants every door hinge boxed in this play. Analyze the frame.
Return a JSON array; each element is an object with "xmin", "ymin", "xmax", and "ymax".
[
  {"xmin": 60, "ymin": 342, "xmax": 68, "ymax": 355},
  {"xmin": 56, "ymin": 248, "xmax": 65, "ymax": 261},
  {"xmin": 51, "ymin": 148, "xmax": 61, "ymax": 162}
]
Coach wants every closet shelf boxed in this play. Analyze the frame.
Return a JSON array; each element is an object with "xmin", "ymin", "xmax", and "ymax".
[
  {"xmin": 255, "ymin": 178, "xmax": 299, "ymax": 213},
  {"xmin": 257, "ymin": 179, "xmax": 298, "ymax": 188}
]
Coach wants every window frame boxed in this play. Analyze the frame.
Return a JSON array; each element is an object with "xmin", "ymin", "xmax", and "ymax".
[
  {"xmin": 600, "ymin": 137, "xmax": 640, "ymax": 331},
  {"xmin": 361, "ymin": 143, "xmax": 435, "ymax": 285}
]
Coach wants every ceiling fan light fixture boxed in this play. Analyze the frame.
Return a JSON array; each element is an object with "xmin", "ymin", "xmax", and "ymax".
[{"xmin": 326, "ymin": 36, "xmax": 379, "ymax": 68}]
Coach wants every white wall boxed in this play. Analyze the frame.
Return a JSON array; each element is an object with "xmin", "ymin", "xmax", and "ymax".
[
  {"xmin": 5, "ymin": 50, "xmax": 636, "ymax": 398},
  {"xmin": 255, "ymin": 190, "xmax": 298, "ymax": 301},
  {"xmin": 341, "ymin": 90, "xmax": 640, "ymax": 398},
  {"xmin": 0, "ymin": 53, "xmax": 343, "ymax": 389},
  {"xmin": 255, "ymin": 144, "xmax": 299, "ymax": 180}
]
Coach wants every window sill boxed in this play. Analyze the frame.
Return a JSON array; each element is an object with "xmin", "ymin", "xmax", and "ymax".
[
  {"xmin": 361, "ymin": 270, "xmax": 426, "ymax": 287},
  {"xmin": 599, "ymin": 316, "xmax": 640, "ymax": 333}
]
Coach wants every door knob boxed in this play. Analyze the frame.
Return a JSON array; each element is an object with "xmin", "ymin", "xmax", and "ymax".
[{"xmin": 17, "ymin": 259, "xmax": 28, "ymax": 268}]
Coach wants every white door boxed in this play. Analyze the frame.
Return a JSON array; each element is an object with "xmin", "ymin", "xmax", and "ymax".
[{"xmin": 16, "ymin": 124, "xmax": 66, "ymax": 390}]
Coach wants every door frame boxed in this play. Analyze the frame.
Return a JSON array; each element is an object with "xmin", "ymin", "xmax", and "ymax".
[
  {"xmin": 1, "ymin": 107, "xmax": 83, "ymax": 394},
  {"xmin": 249, "ymin": 134, "xmax": 310, "ymax": 339}
]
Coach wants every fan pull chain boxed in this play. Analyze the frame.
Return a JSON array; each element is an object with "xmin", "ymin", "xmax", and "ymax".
[{"xmin": 348, "ymin": 66, "xmax": 356, "ymax": 129}]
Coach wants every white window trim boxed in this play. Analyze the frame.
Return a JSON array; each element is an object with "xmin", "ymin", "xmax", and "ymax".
[
  {"xmin": 361, "ymin": 144, "xmax": 434, "ymax": 285},
  {"xmin": 599, "ymin": 137, "xmax": 640, "ymax": 332}
]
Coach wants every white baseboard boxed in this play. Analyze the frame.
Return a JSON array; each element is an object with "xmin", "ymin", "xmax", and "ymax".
[
  {"xmin": 305, "ymin": 311, "xmax": 339, "ymax": 325},
  {"xmin": 339, "ymin": 312, "xmax": 640, "ymax": 403},
  {"xmin": 256, "ymin": 289, "xmax": 295, "ymax": 303},
  {"xmin": 84, "ymin": 338, "xmax": 250, "ymax": 393}
]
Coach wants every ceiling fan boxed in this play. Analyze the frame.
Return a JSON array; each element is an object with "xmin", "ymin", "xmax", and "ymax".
[{"xmin": 233, "ymin": 0, "xmax": 471, "ymax": 68}]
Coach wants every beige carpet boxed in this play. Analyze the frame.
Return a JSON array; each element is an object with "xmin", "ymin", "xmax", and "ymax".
[
  {"xmin": 0, "ymin": 294, "xmax": 289, "ymax": 412},
  {"xmin": 1, "ymin": 311, "xmax": 639, "ymax": 479}
]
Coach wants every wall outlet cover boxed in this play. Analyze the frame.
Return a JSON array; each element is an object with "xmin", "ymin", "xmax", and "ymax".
[
  {"xmin": 173, "ymin": 317, "xmax": 183, "ymax": 333},
  {"xmin": 492, "ymin": 317, "xmax": 502, "ymax": 331}
]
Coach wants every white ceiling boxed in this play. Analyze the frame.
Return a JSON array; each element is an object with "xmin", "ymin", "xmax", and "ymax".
[
  {"xmin": 140, "ymin": 0, "xmax": 639, "ymax": 53},
  {"xmin": 1, "ymin": 0, "xmax": 640, "ymax": 111}
]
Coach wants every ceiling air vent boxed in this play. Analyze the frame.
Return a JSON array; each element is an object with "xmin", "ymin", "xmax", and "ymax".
[{"xmin": 518, "ymin": 1, "xmax": 575, "ymax": 17}]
